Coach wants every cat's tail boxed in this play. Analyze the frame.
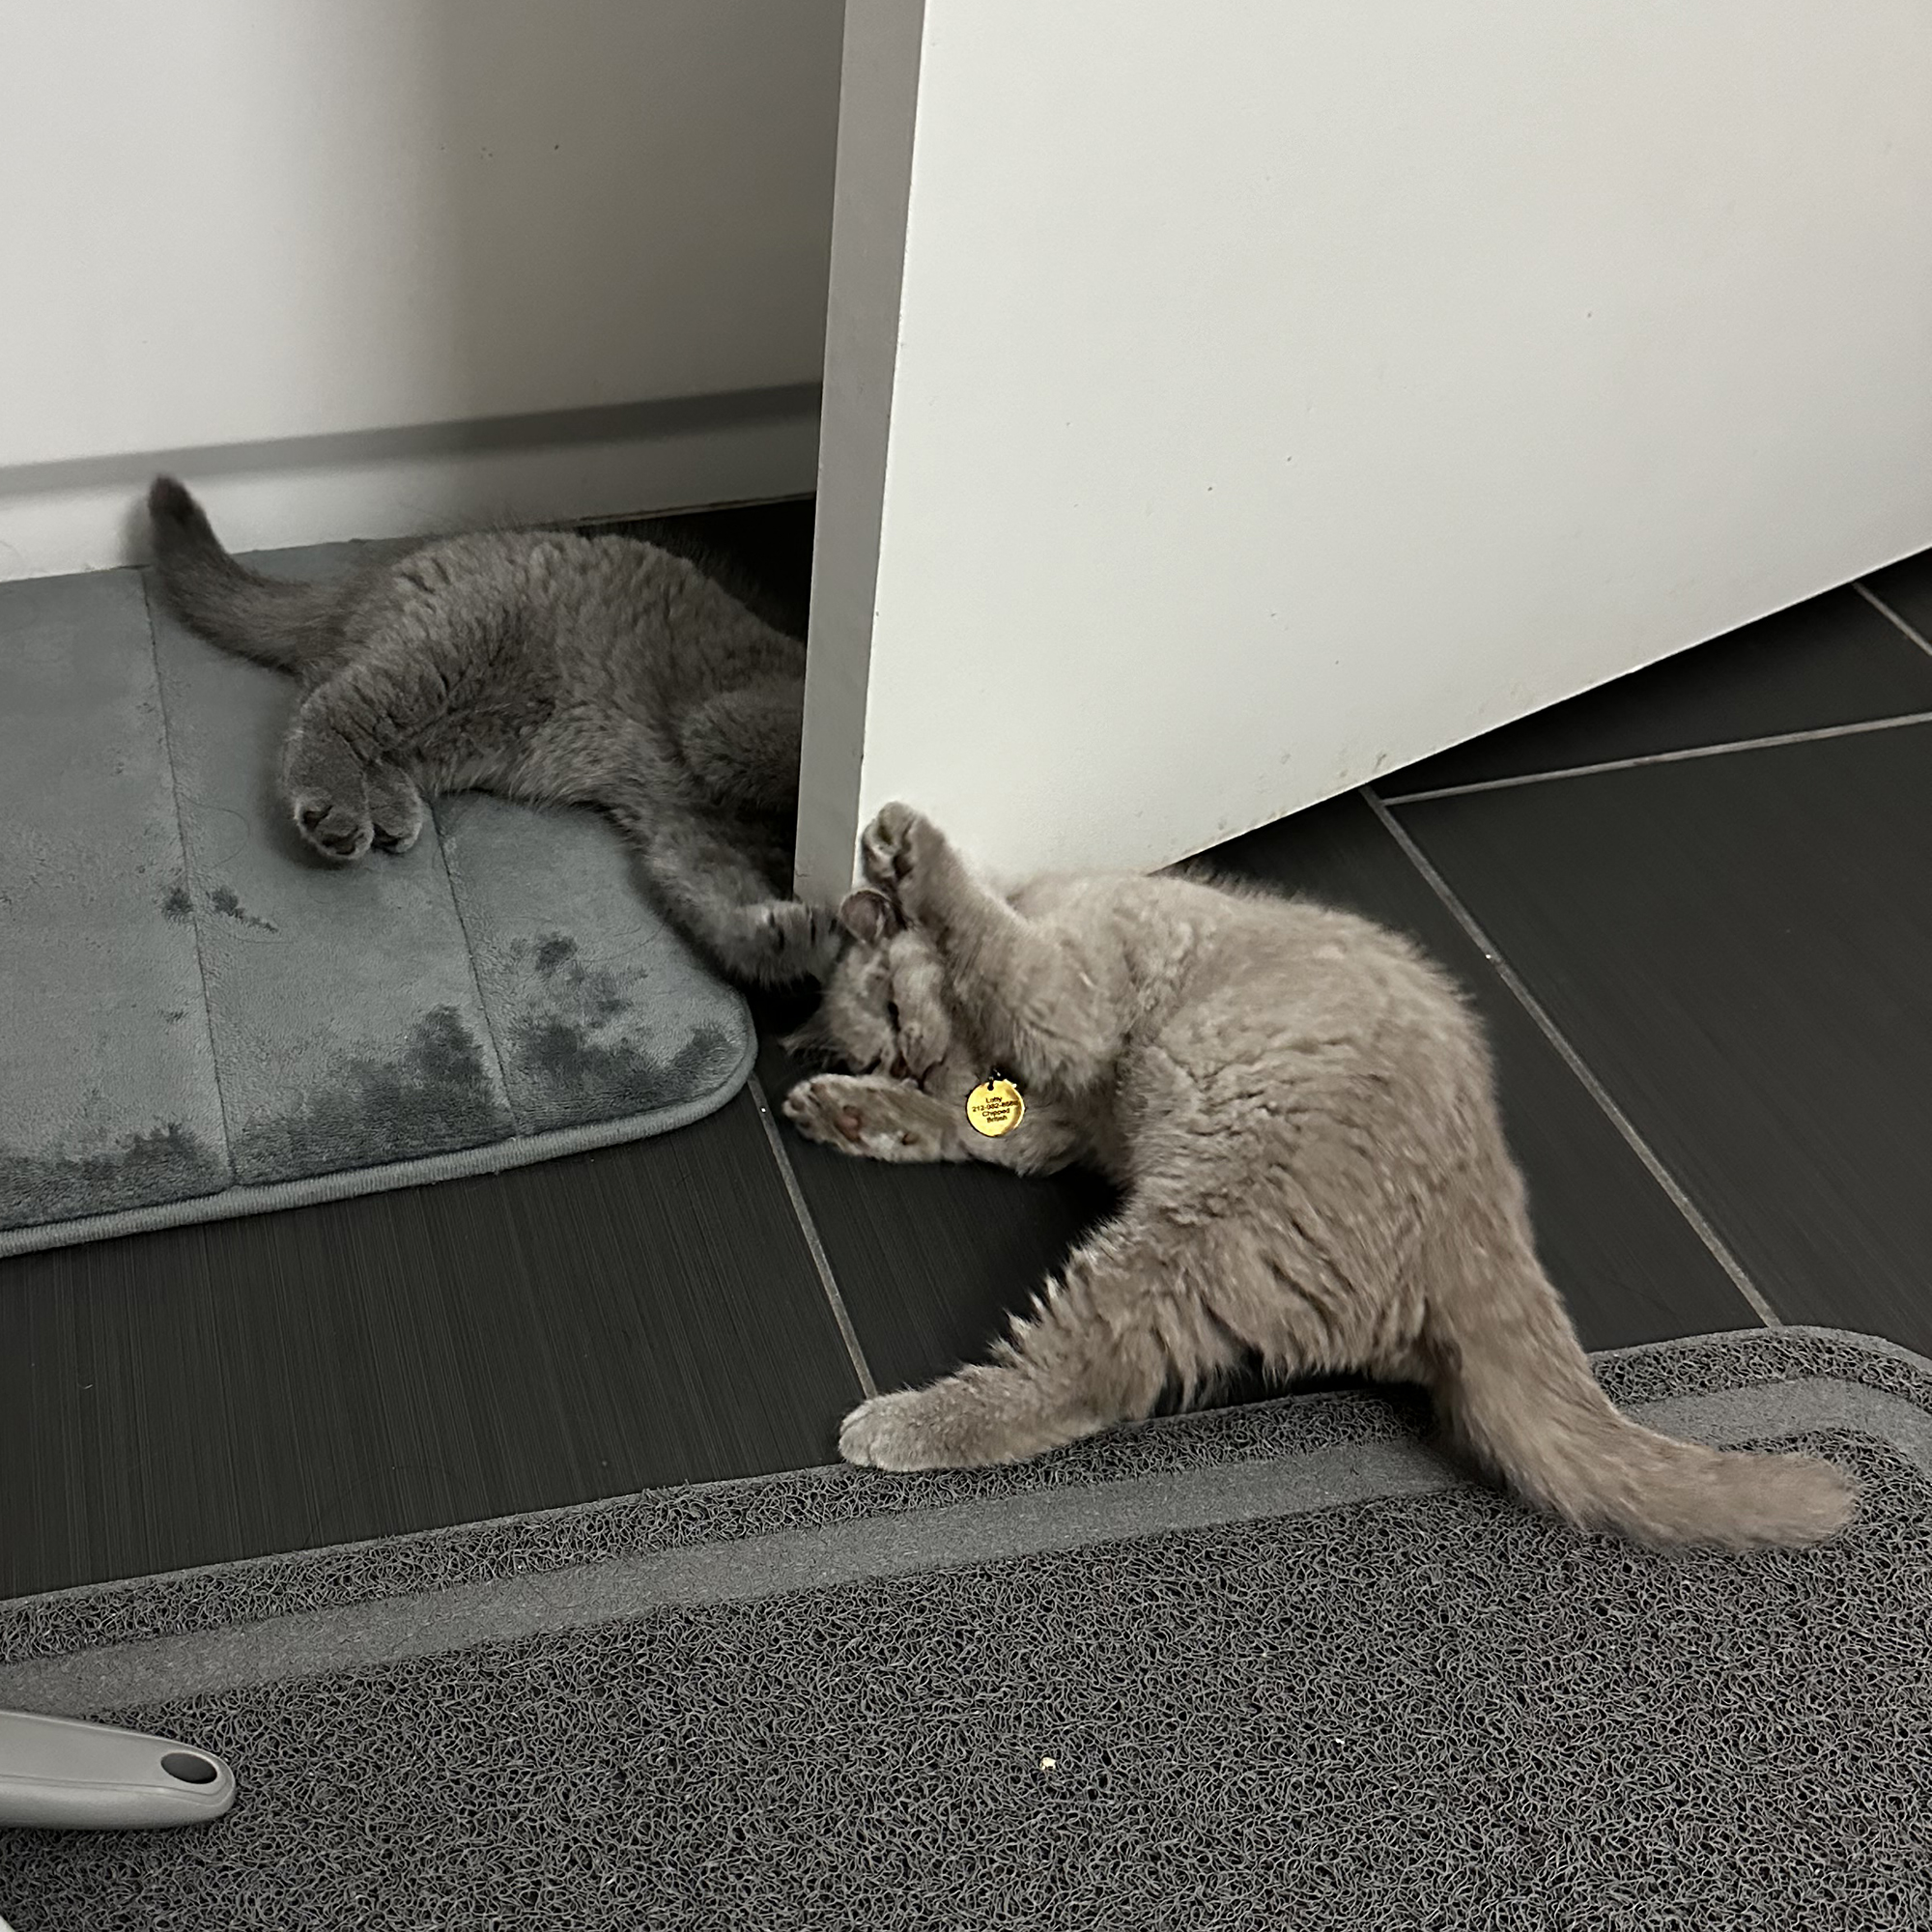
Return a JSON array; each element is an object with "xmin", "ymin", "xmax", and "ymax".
[
  {"xmin": 146, "ymin": 475, "xmax": 346, "ymax": 669},
  {"xmin": 1426, "ymin": 1247, "xmax": 1855, "ymax": 1550}
]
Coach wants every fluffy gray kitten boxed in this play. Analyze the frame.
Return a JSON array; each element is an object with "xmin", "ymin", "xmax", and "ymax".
[
  {"xmin": 784, "ymin": 802, "xmax": 1855, "ymax": 1550},
  {"xmin": 146, "ymin": 477, "xmax": 837, "ymax": 986}
]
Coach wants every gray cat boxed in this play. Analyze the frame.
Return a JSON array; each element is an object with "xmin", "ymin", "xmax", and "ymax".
[
  {"xmin": 146, "ymin": 477, "xmax": 838, "ymax": 986},
  {"xmin": 784, "ymin": 802, "xmax": 1855, "ymax": 1550}
]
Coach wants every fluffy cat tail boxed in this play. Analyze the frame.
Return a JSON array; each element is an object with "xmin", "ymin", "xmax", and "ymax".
[
  {"xmin": 146, "ymin": 476, "xmax": 345, "ymax": 668},
  {"xmin": 1428, "ymin": 1268, "xmax": 1856, "ymax": 1551}
]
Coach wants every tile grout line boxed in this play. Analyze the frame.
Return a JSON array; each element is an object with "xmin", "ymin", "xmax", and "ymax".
[
  {"xmin": 1854, "ymin": 580, "xmax": 1932, "ymax": 662},
  {"xmin": 1360, "ymin": 788, "xmax": 1783, "ymax": 1330},
  {"xmin": 140, "ymin": 573, "xmax": 238, "ymax": 1185},
  {"xmin": 746, "ymin": 1069, "xmax": 880, "ymax": 1399},
  {"xmin": 1378, "ymin": 709, "xmax": 1932, "ymax": 806}
]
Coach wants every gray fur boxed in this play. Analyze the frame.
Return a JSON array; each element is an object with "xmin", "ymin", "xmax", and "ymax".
[
  {"xmin": 784, "ymin": 803, "xmax": 1856, "ymax": 1550},
  {"xmin": 146, "ymin": 477, "xmax": 837, "ymax": 986}
]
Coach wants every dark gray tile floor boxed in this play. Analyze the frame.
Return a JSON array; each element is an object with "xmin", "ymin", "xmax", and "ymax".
[
  {"xmin": 755, "ymin": 1028, "xmax": 1120, "ymax": 1397},
  {"xmin": 1863, "ymin": 546, "xmax": 1932, "ymax": 652},
  {"xmin": 1202, "ymin": 795, "xmax": 1757, "ymax": 1350},
  {"xmin": 1380, "ymin": 587, "xmax": 1932, "ymax": 799},
  {"xmin": 0, "ymin": 1092, "xmax": 861, "ymax": 1599},
  {"xmin": 5, "ymin": 502, "xmax": 1929, "ymax": 1601},
  {"xmin": 1392, "ymin": 727, "xmax": 1932, "ymax": 1351}
]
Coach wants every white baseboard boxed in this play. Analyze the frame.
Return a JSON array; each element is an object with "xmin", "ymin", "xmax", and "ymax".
[{"xmin": 0, "ymin": 386, "xmax": 821, "ymax": 582}]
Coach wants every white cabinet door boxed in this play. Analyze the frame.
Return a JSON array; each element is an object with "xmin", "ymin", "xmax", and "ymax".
[{"xmin": 799, "ymin": 0, "xmax": 1932, "ymax": 894}]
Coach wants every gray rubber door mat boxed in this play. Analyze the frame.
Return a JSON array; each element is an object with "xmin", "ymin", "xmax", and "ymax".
[
  {"xmin": 0, "ymin": 562, "xmax": 753, "ymax": 1257},
  {"xmin": 1, "ymin": 1328, "xmax": 1925, "ymax": 1929}
]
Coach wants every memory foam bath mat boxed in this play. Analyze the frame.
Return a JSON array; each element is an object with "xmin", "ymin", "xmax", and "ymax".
[
  {"xmin": 0, "ymin": 558, "xmax": 753, "ymax": 1257},
  {"xmin": 1, "ymin": 1328, "xmax": 1925, "ymax": 1930}
]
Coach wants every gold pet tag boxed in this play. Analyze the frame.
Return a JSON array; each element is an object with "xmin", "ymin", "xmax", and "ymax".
[{"xmin": 965, "ymin": 1074, "xmax": 1025, "ymax": 1138}]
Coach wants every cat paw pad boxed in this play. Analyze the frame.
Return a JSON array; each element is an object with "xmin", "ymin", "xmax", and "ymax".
[
  {"xmin": 784, "ymin": 1076, "xmax": 938, "ymax": 1160},
  {"xmin": 782, "ymin": 1075, "xmax": 868, "ymax": 1147},
  {"xmin": 293, "ymin": 797, "xmax": 374, "ymax": 864},
  {"xmin": 860, "ymin": 801, "xmax": 933, "ymax": 894},
  {"xmin": 370, "ymin": 817, "xmax": 421, "ymax": 855},
  {"xmin": 366, "ymin": 770, "xmax": 425, "ymax": 854}
]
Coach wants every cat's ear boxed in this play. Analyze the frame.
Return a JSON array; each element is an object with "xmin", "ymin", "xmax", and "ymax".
[{"xmin": 839, "ymin": 888, "xmax": 901, "ymax": 944}]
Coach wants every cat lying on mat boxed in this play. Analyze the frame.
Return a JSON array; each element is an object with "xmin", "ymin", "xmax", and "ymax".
[
  {"xmin": 147, "ymin": 478, "xmax": 836, "ymax": 987},
  {"xmin": 785, "ymin": 803, "xmax": 1854, "ymax": 1550}
]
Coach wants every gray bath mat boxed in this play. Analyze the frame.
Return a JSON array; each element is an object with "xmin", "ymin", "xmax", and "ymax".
[
  {"xmin": 1, "ymin": 1327, "xmax": 1925, "ymax": 1929},
  {"xmin": 0, "ymin": 558, "xmax": 753, "ymax": 1256}
]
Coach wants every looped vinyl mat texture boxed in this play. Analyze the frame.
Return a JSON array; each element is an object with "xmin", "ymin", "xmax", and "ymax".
[
  {"xmin": 0, "ymin": 1327, "xmax": 1927, "ymax": 1929},
  {"xmin": 0, "ymin": 559, "xmax": 753, "ymax": 1256}
]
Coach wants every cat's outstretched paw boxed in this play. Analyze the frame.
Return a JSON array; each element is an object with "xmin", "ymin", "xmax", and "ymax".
[
  {"xmin": 839, "ymin": 1388, "xmax": 979, "ymax": 1470},
  {"xmin": 782, "ymin": 1073, "xmax": 867, "ymax": 1149},
  {"xmin": 756, "ymin": 899, "xmax": 843, "ymax": 982},
  {"xmin": 859, "ymin": 801, "xmax": 939, "ymax": 899},
  {"xmin": 782, "ymin": 1074, "xmax": 943, "ymax": 1161}
]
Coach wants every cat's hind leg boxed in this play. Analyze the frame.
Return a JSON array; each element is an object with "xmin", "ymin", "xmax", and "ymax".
[
  {"xmin": 279, "ymin": 684, "xmax": 426, "ymax": 863},
  {"xmin": 279, "ymin": 708, "xmax": 375, "ymax": 862},
  {"xmin": 839, "ymin": 1209, "xmax": 1236, "ymax": 1469},
  {"xmin": 365, "ymin": 760, "xmax": 426, "ymax": 853},
  {"xmin": 673, "ymin": 678, "xmax": 805, "ymax": 819}
]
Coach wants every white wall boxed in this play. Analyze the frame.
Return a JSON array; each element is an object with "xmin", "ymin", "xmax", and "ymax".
[
  {"xmin": 0, "ymin": 0, "xmax": 844, "ymax": 578},
  {"xmin": 799, "ymin": 0, "xmax": 1932, "ymax": 895}
]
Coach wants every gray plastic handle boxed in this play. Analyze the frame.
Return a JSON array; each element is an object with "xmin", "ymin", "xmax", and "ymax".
[{"xmin": 0, "ymin": 1708, "xmax": 236, "ymax": 1830}]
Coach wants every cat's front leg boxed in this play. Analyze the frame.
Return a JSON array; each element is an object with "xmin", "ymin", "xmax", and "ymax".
[
  {"xmin": 858, "ymin": 802, "xmax": 1120, "ymax": 1092},
  {"xmin": 782, "ymin": 1073, "xmax": 962, "ymax": 1163},
  {"xmin": 859, "ymin": 801, "xmax": 978, "ymax": 929}
]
